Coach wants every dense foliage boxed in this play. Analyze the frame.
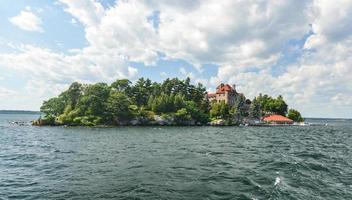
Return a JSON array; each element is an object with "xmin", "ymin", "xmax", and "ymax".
[
  {"xmin": 288, "ymin": 109, "xmax": 304, "ymax": 122},
  {"xmin": 39, "ymin": 77, "xmax": 303, "ymax": 126},
  {"xmin": 255, "ymin": 94, "xmax": 288, "ymax": 116},
  {"xmin": 40, "ymin": 78, "xmax": 210, "ymax": 126}
]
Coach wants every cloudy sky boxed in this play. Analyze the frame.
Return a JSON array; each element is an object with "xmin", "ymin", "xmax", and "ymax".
[{"xmin": 0, "ymin": 0, "xmax": 351, "ymax": 118}]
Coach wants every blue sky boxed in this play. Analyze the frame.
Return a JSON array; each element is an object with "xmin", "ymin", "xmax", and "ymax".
[{"xmin": 0, "ymin": 0, "xmax": 351, "ymax": 118}]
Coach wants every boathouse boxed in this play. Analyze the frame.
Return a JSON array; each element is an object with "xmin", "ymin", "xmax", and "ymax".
[{"xmin": 262, "ymin": 114, "xmax": 293, "ymax": 124}]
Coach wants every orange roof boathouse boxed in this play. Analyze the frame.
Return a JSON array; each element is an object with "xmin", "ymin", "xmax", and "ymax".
[{"xmin": 262, "ymin": 115, "xmax": 293, "ymax": 125}]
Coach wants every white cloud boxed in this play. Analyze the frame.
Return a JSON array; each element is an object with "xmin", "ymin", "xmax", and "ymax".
[
  {"xmin": 58, "ymin": 0, "xmax": 104, "ymax": 27},
  {"xmin": 9, "ymin": 10, "xmax": 43, "ymax": 32},
  {"xmin": 2, "ymin": 0, "xmax": 351, "ymax": 117},
  {"xmin": 155, "ymin": 0, "xmax": 311, "ymax": 67},
  {"xmin": 0, "ymin": 44, "xmax": 138, "ymax": 104},
  {"xmin": 57, "ymin": 0, "xmax": 312, "ymax": 68},
  {"xmin": 209, "ymin": 0, "xmax": 352, "ymax": 118},
  {"xmin": 59, "ymin": 0, "xmax": 158, "ymax": 65},
  {"xmin": 1, "ymin": 44, "xmax": 138, "ymax": 82},
  {"xmin": 0, "ymin": 87, "xmax": 15, "ymax": 98}
]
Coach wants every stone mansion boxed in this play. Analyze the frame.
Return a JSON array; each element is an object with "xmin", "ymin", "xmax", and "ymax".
[{"xmin": 206, "ymin": 83, "xmax": 239, "ymax": 106}]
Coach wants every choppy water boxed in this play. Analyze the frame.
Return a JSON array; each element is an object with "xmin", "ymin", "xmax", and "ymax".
[{"xmin": 0, "ymin": 114, "xmax": 351, "ymax": 200}]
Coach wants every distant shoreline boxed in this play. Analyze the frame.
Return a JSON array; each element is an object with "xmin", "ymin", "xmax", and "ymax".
[{"xmin": 0, "ymin": 110, "xmax": 41, "ymax": 115}]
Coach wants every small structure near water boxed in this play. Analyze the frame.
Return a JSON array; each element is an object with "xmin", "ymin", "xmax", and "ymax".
[{"xmin": 262, "ymin": 114, "xmax": 293, "ymax": 124}]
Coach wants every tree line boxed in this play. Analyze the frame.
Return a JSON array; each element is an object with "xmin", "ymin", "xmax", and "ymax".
[{"xmin": 38, "ymin": 77, "xmax": 303, "ymax": 126}]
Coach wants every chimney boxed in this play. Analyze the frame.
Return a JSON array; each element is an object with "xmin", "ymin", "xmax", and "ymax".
[{"xmin": 232, "ymin": 84, "xmax": 236, "ymax": 91}]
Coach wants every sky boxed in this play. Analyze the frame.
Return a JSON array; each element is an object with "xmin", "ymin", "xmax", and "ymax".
[{"xmin": 0, "ymin": 0, "xmax": 351, "ymax": 118}]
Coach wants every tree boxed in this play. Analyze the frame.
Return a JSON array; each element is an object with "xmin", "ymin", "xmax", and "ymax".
[
  {"xmin": 249, "ymin": 97, "xmax": 261, "ymax": 119},
  {"xmin": 234, "ymin": 94, "xmax": 248, "ymax": 117},
  {"xmin": 174, "ymin": 108, "xmax": 192, "ymax": 123},
  {"xmin": 275, "ymin": 95, "xmax": 288, "ymax": 116},
  {"xmin": 40, "ymin": 97, "xmax": 65, "ymax": 117},
  {"xmin": 130, "ymin": 78, "xmax": 153, "ymax": 106},
  {"xmin": 288, "ymin": 109, "xmax": 304, "ymax": 122},
  {"xmin": 210, "ymin": 101, "xmax": 229, "ymax": 119},
  {"xmin": 60, "ymin": 82, "xmax": 83, "ymax": 109},
  {"xmin": 106, "ymin": 92, "xmax": 133, "ymax": 124},
  {"xmin": 77, "ymin": 83, "xmax": 110, "ymax": 117},
  {"xmin": 256, "ymin": 94, "xmax": 288, "ymax": 116},
  {"xmin": 111, "ymin": 79, "xmax": 131, "ymax": 92}
]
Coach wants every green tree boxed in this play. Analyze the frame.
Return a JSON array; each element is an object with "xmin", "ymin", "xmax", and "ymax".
[
  {"xmin": 275, "ymin": 95, "xmax": 288, "ymax": 116},
  {"xmin": 77, "ymin": 83, "xmax": 110, "ymax": 117},
  {"xmin": 60, "ymin": 82, "xmax": 83, "ymax": 109},
  {"xmin": 111, "ymin": 79, "xmax": 131, "ymax": 92},
  {"xmin": 174, "ymin": 108, "xmax": 192, "ymax": 123},
  {"xmin": 233, "ymin": 94, "xmax": 248, "ymax": 117},
  {"xmin": 106, "ymin": 92, "xmax": 133, "ymax": 124},
  {"xmin": 288, "ymin": 109, "xmax": 304, "ymax": 122},
  {"xmin": 249, "ymin": 97, "xmax": 261, "ymax": 119},
  {"xmin": 130, "ymin": 78, "xmax": 153, "ymax": 106},
  {"xmin": 40, "ymin": 97, "xmax": 65, "ymax": 117},
  {"xmin": 256, "ymin": 94, "xmax": 288, "ymax": 116},
  {"xmin": 210, "ymin": 101, "xmax": 229, "ymax": 119}
]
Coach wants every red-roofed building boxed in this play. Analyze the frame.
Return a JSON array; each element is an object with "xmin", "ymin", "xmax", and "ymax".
[
  {"xmin": 262, "ymin": 114, "xmax": 293, "ymax": 124},
  {"xmin": 207, "ymin": 83, "xmax": 238, "ymax": 106}
]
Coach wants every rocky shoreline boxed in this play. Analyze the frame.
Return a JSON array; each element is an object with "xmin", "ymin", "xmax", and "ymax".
[{"xmin": 31, "ymin": 115, "xmax": 244, "ymax": 127}]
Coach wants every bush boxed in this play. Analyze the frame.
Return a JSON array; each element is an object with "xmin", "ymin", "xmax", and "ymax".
[
  {"xmin": 175, "ymin": 108, "xmax": 192, "ymax": 123},
  {"xmin": 288, "ymin": 109, "xmax": 304, "ymax": 122}
]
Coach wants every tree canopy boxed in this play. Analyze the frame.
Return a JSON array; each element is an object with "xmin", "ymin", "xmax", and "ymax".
[
  {"xmin": 39, "ymin": 77, "xmax": 302, "ymax": 126},
  {"xmin": 288, "ymin": 109, "xmax": 304, "ymax": 122},
  {"xmin": 256, "ymin": 94, "xmax": 288, "ymax": 116},
  {"xmin": 40, "ymin": 77, "xmax": 210, "ymax": 126}
]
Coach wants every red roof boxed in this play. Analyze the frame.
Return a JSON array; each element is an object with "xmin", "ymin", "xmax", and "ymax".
[
  {"xmin": 216, "ymin": 83, "xmax": 235, "ymax": 94},
  {"xmin": 262, "ymin": 115, "xmax": 293, "ymax": 123}
]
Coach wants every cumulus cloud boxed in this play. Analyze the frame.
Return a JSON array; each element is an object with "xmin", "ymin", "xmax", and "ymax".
[
  {"xmin": 9, "ymin": 10, "xmax": 43, "ymax": 32},
  {"xmin": 1, "ymin": 0, "xmax": 351, "ymax": 116},
  {"xmin": 156, "ymin": 0, "xmax": 311, "ymax": 67},
  {"xmin": 58, "ymin": 0, "xmax": 104, "ymax": 27},
  {"xmin": 58, "ymin": 0, "xmax": 311, "ymax": 68},
  {"xmin": 210, "ymin": 0, "xmax": 352, "ymax": 117},
  {"xmin": 1, "ymin": 44, "xmax": 137, "ymax": 81},
  {"xmin": 0, "ymin": 44, "xmax": 138, "ymax": 100}
]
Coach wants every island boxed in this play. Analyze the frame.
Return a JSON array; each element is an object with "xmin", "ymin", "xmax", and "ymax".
[{"xmin": 34, "ymin": 77, "xmax": 304, "ymax": 126}]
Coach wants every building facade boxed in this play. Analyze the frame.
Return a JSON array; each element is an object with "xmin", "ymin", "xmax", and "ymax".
[{"xmin": 207, "ymin": 83, "xmax": 238, "ymax": 106}]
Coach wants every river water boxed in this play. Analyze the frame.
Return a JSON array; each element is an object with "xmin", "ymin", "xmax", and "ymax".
[{"xmin": 0, "ymin": 114, "xmax": 351, "ymax": 199}]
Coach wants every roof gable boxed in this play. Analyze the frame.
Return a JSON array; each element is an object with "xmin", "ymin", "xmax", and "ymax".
[
  {"xmin": 216, "ymin": 83, "xmax": 234, "ymax": 94},
  {"xmin": 262, "ymin": 115, "xmax": 293, "ymax": 122}
]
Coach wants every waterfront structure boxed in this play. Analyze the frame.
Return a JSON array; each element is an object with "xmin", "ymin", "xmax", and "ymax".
[
  {"xmin": 207, "ymin": 83, "xmax": 238, "ymax": 106},
  {"xmin": 262, "ymin": 114, "xmax": 293, "ymax": 124}
]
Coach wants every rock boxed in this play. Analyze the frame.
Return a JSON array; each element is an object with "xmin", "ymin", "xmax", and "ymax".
[
  {"xmin": 130, "ymin": 118, "xmax": 141, "ymax": 126},
  {"xmin": 154, "ymin": 115, "xmax": 173, "ymax": 125},
  {"xmin": 210, "ymin": 119, "xmax": 226, "ymax": 126}
]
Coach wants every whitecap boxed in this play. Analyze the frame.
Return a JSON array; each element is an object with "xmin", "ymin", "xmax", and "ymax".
[{"xmin": 274, "ymin": 176, "xmax": 281, "ymax": 186}]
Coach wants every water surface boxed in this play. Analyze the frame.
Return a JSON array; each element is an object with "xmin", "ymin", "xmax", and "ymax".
[{"xmin": 0, "ymin": 114, "xmax": 351, "ymax": 199}]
